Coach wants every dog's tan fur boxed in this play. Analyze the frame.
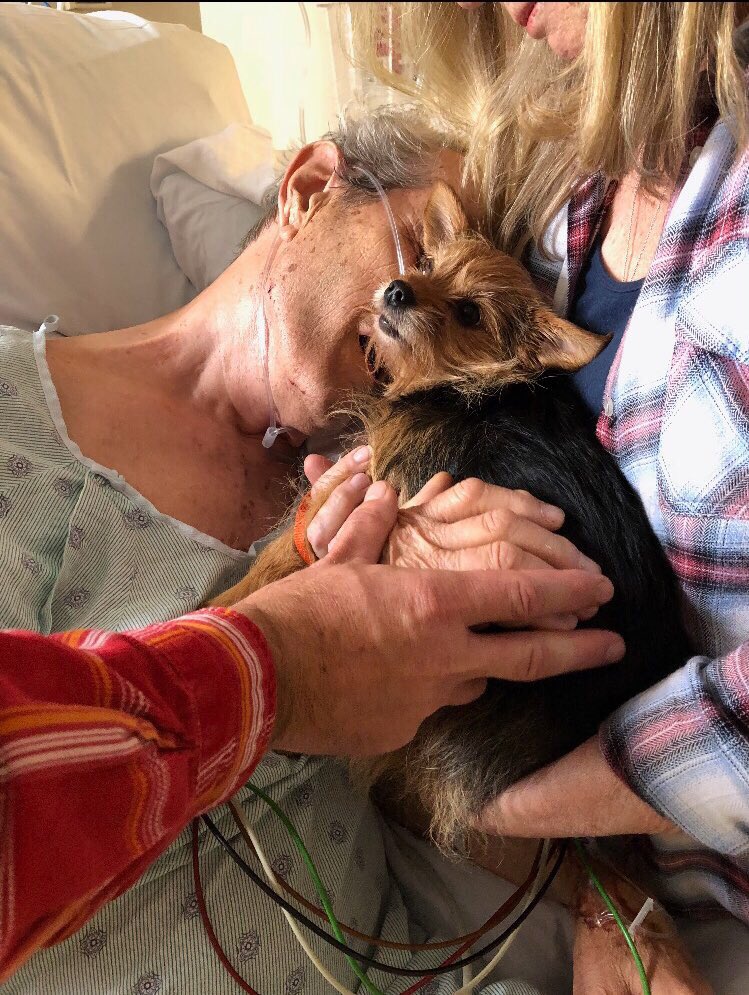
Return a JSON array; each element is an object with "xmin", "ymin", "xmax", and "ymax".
[
  {"xmin": 209, "ymin": 181, "xmax": 607, "ymax": 849},
  {"xmin": 212, "ymin": 180, "xmax": 605, "ymax": 609}
]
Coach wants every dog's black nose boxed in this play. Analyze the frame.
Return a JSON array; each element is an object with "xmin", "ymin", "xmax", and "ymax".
[{"xmin": 384, "ymin": 280, "xmax": 416, "ymax": 310}]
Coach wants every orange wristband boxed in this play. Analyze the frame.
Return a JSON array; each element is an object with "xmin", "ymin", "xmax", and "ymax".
[{"xmin": 293, "ymin": 493, "xmax": 316, "ymax": 565}]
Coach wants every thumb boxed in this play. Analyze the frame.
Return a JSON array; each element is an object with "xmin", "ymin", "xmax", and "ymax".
[{"xmin": 321, "ymin": 481, "xmax": 398, "ymax": 564}]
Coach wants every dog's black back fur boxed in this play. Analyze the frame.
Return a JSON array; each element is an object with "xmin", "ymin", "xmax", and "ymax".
[{"xmin": 372, "ymin": 375, "xmax": 692, "ymax": 798}]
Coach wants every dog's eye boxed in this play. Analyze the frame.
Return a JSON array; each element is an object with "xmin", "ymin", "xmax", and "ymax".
[
  {"xmin": 454, "ymin": 299, "xmax": 481, "ymax": 328},
  {"xmin": 417, "ymin": 253, "xmax": 433, "ymax": 275}
]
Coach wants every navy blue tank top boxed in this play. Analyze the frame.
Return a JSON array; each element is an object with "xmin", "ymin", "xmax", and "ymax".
[{"xmin": 569, "ymin": 239, "xmax": 644, "ymax": 415}]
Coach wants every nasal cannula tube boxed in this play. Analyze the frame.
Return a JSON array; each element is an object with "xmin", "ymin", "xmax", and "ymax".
[
  {"xmin": 351, "ymin": 165, "xmax": 406, "ymax": 276},
  {"xmin": 260, "ymin": 235, "xmax": 287, "ymax": 449}
]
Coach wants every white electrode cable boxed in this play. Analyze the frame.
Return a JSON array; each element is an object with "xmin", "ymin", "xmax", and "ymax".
[
  {"xmin": 232, "ymin": 799, "xmax": 548, "ymax": 995},
  {"xmin": 453, "ymin": 840, "xmax": 552, "ymax": 995},
  {"xmin": 232, "ymin": 802, "xmax": 360, "ymax": 995}
]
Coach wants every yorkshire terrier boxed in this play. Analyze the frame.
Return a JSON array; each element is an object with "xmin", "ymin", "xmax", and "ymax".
[{"xmin": 212, "ymin": 181, "xmax": 690, "ymax": 850}]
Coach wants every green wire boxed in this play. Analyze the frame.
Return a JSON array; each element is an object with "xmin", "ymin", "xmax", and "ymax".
[
  {"xmin": 573, "ymin": 839, "xmax": 652, "ymax": 995},
  {"xmin": 246, "ymin": 782, "xmax": 386, "ymax": 995},
  {"xmin": 246, "ymin": 787, "xmax": 650, "ymax": 995}
]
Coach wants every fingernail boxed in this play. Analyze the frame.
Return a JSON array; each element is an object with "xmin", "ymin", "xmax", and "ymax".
[
  {"xmin": 605, "ymin": 636, "xmax": 626, "ymax": 663},
  {"xmin": 307, "ymin": 523, "xmax": 321, "ymax": 547},
  {"xmin": 348, "ymin": 472, "xmax": 371, "ymax": 491},
  {"xmin": 596, "ymin": 577, "xmax": 614, "ymax": 602},
  {"xmin": 543, "ymin": 504, "xmax": 565, "ymax": 527},
  {"xmin": 353, "ymin": 445, "xmax": 372, "ymax": 464},
  {"xmin": 578, "ymin": 553, "xmax": 602, "ymax": 574},
  {"xmin": 364, "ymin": 480, "xmax": 388, "ymax": 502}
]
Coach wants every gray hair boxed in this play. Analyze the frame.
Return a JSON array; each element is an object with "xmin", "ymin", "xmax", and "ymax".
[{"xmin": 240, "ymin": 105, "xmax": 458, "ymax": 250}]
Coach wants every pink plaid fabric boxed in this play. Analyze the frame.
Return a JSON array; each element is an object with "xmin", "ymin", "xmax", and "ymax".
[{"xmin": 527, "ymin": 116, "xmax": 749, "ymax": 922}]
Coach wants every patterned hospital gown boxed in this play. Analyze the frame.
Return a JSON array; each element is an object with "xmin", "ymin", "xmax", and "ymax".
[{"xmin": 0, "ymin": 326, "xmax": 544, "ymax": 995}]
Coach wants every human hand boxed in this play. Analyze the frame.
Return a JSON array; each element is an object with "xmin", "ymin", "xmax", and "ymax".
[
  {"xmin": 234, "ymin": 481, "xmax": 624, "ymax": 757},
  {"xmin": 573, "ymin": 861, "xmax": 713, "ymax": 995},
  {"xmin": 387, "ymin": 475, "xmax": 601, "ymax": 630},
  {"xmin": 475, "ymin": 735, "xmax": 676, "ymax": 838},
  {"xmin": 303, "ymin": 447, "xmax": 373, "ymax": 557},
  {"xmin": 304, "ymin": 452, "xmax": 601, "ymax": 630}
]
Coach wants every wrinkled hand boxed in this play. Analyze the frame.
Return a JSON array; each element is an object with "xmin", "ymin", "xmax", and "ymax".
[
  {"xmin": 475, "ymin": 735, "xmax": 676, "ymax": 838},
  {"xmin": 235, "ymin": 481, "xmax": 624, "ymax": 757},
  {"xmin": 304, "ymin": 447, "xmax": 375, "ymax": 556},
  {"xmin": 304, "ymin": 449, "xmax": 601, "ymax": 630},
  {"xmin": 573, "ymin": 862, "xmax": 713, "ymax": 994}
]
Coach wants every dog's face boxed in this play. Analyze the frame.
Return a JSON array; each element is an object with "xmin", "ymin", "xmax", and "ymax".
[{"xmin": 367, "ymin": 181, "xmax": 606, "ymax": 396}]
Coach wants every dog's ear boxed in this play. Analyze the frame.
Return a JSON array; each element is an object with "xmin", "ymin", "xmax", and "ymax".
[
  {"xmin": 535, "ymin": 310, "xmax": 610, "ymax": 371},
  {"xmin": 422, "ymin": 181, "xmax": 470, "ymax": 253}
]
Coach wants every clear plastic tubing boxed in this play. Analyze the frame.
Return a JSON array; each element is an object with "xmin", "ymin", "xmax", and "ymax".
[
  {"xmin": 260, "ymin": 235, "xmax": 286, "ymax": 449},
  {"xmin": 351, "ymin": 164, "xmax": 406, "ymax": 276}
]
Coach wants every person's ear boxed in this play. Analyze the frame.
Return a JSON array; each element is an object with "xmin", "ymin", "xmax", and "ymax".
[{"xmin": 277, "ymin": 141, "xmax": 344, "ymax": 242}]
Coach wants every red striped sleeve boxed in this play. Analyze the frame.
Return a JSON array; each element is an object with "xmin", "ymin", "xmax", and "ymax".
[{"xmin": 0, "ymin": 607, "xmax": 276, "ymax": 982}]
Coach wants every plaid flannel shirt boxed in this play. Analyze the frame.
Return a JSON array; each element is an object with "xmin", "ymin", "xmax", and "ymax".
[{"xmin": 527, "ymin": 116, "xmax": 749, "ymax": 922}]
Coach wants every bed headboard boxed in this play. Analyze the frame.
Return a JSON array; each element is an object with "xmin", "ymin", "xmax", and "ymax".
[{"xmin": 0, "ymin": 3, "xmax": 250, "ymax": 335}]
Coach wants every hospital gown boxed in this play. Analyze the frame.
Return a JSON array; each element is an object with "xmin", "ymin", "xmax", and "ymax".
[{"xmin": 0, "ymin": 325, "xmax": 545, "ymax": 995}]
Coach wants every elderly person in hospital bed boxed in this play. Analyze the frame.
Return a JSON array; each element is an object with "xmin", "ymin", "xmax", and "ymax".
[{"xmin": 0, "ymin": 13, "xmax": 745, "ymax": 995}]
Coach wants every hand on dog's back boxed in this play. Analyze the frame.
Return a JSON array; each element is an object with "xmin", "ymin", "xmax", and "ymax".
[
  {"xmin": 305, "ymin": 448, "xmax": 602, "ymax": 630},
  {"xmin": 233, "ymin": 481, "xmax": 623, "ymax": 758}
]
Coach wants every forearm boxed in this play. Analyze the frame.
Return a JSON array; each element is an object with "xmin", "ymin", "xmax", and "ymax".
[
  {"xmin": 601, "ymin": 645, "xmax": 749, "ymax": 855},
  {"xmin": 0, "ymin": 607, "xmax": 275, "ymax": 981},
  {"xmin": 478, "ymin": 734, "xmax": 672, "ymax": 839}
]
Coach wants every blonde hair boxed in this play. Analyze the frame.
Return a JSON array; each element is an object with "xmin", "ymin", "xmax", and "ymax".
[{"xmin": 351, "ymin": 2, "xmax": 749, "ymax": 254}]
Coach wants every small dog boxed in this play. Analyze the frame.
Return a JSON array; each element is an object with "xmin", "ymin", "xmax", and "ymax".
[{"xmin": 213, "ymin": 182, "xmax": 691, "ymax": 850}]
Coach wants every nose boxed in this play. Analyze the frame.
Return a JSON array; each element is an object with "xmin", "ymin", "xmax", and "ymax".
[{"xmin": 384, "ymin": 280, "xmax": 416, "ymax": 310}]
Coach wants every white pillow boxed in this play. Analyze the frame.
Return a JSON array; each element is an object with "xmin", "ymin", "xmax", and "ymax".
[
  {"xmin": 151, "ymin": 124, "xmax": 275, "ymax": 291},
  {"xmin": 0, "ymin": 3, "xmax": 251, "ymax": 334}
]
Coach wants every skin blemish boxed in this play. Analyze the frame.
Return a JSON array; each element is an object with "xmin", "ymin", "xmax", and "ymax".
[{"xmin": 287, "ymin": 377, "xmax": 310, "ymax": 398}]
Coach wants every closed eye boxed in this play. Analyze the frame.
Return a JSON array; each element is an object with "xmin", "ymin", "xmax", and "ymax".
[{"xmin": 454, "ymin": 299, "xmax": 481, "ymax": 328}]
